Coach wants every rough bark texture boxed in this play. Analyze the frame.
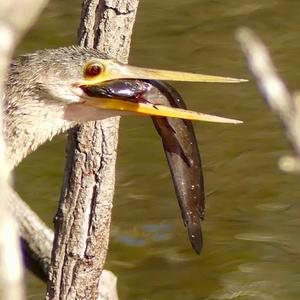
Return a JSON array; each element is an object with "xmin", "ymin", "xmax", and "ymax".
[
  {"xmin": 10, "ymin": 190, "xmax": 118, "ymax": 299},
  {"xmin": 47, "ymin": 0, "xmax": 140, "ymax": 299},
  {"xmin": 0, "ymin": 1, "xmax": 49, "ymax": 299},
  {"xmin": 10, "ymin": 190, "xmax": 117, "ymax": 296}
]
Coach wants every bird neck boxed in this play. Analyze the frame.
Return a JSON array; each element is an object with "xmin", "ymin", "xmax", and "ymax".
[{"xmin": 4, "ymin": 95, "xmax": 76, "ymax": 170}]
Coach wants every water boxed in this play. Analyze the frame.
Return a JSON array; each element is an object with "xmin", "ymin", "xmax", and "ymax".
[{"xmin": 15, "ymin": 0, "xmax": 300, "ymax": 299}]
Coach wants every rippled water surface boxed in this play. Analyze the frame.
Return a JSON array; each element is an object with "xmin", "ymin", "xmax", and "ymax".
[{"xmin": 15, "ymin": 0, "xmax": 300, "ymax": 299}]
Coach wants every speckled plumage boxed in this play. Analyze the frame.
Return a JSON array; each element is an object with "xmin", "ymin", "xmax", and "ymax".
[{"xmin": 4, "ymin": 46, "xmax": 110, "ymax": 169}]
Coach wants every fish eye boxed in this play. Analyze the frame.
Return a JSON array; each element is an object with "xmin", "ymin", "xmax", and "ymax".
[{"xmin": 85, "ymin": 63, "xmax": 103, "ymax": 77}]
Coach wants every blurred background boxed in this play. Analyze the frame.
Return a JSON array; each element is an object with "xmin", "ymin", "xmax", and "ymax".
[{"xmin": 15, "ymin": 0, "xmax": 300, "ymax": 299}]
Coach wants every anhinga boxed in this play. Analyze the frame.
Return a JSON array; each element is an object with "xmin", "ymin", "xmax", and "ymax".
[{"xmin": 5, "ymin": 46, "xmax": 244, "ymax": 254}]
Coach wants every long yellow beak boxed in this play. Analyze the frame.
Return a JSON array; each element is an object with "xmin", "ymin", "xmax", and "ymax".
[
  {"xmin": 81, "ymin": 60, "xmax": 248, "ymax": 85},
  {"xmin": 84, "ymin": 97, "xmax": 243, "ymax": 124},
  {"xmin": 80, "ymin": 60, "xmax": 246, "ymax": 124}
]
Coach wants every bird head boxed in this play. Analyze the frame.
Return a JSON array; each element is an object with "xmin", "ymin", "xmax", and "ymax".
[{"xmin": 9, "ymin": 47, "xmax": 244, "ymax": 124}]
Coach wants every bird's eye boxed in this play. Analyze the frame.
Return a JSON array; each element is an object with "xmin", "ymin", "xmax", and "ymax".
[{"xmin": 85, "ymin": 63, "xmax": 102, "ymax": 77}]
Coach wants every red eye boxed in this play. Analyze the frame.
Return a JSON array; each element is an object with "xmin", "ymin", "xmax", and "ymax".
[{"xmin": 85, "ymin": 64, "xmax": 102, "ymax": 77}]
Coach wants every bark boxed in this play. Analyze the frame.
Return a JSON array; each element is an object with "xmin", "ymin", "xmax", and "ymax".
[
  {"xmin": 9, "ymin": 191, "xmax": 53, "ymax": 279},
  {"xmin": 0, "ymin": 0, "xmax": 49, "ymax": 299},
  {"xmin": 10, "ymin": 190, "xmax": 118, "ymax": 298},
  {"xmin": 237, "ymin": 28, "xmax": 300, "ymax": 174},
  {"xmin": 47, "ymin": 0, "xmax": 140, "ymax": 299}
]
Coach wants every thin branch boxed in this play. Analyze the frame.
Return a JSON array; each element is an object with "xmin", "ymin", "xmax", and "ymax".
[
  {"xmin": 0, "ymin": 0, "xmax": 49, "ymax": 298},
  {"xmin": 237, "ymin": 27, "xmax": 300, "ymax": 173},
  {"xmin": 9, "ymin": 190, "xmax": 53, "ymax": 278},
  {"xmin": 0, "ymin": 26, "xmax": 24, "ymax": 299}
]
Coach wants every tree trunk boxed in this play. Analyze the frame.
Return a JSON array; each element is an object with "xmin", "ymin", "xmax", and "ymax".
[{"xmin": 47, "ymin": 0, "xmax": 140, "ymax": 299}]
